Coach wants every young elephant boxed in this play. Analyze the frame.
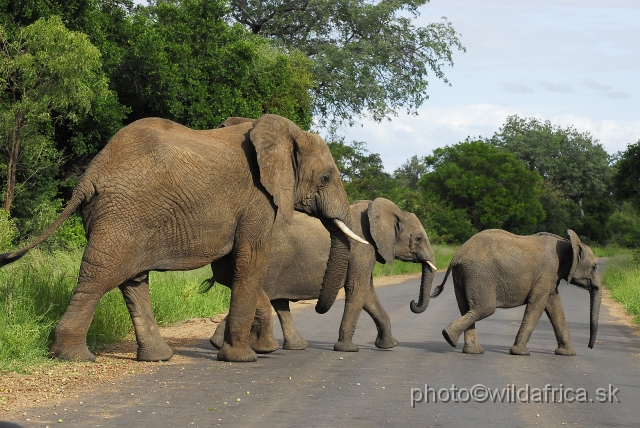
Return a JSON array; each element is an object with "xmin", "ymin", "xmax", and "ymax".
[
  {"xmin": 209, "ymin": 197, "xmax": 437, "ymax": 352},
  {"xmin": 429, "ymin": 229, "xmax": 602, "ymax": 356}
]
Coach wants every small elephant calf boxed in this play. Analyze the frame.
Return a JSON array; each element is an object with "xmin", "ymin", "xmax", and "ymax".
[{"xmin": 429, "ymin": 229, "xmax": 602, "ymax": 356}]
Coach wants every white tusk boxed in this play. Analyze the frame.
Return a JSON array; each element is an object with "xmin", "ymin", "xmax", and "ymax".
[
  {"xmin": 427, "ymin": 261, "xmax": 437, "ymax": 271},
  {"xmin": 333, "ymin": 219, "xmax": 370, "ymax": 245}
]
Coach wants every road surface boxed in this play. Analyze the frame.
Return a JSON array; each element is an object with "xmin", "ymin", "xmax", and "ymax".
[{"xmin": 5, "ymin": 263, "xmax": 640, "ymax": 427}]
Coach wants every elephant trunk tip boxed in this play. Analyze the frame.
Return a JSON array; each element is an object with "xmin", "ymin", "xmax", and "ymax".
[
  {"xmin": 315, "ymin": 301, "xmax": 331, "ymax": 314},
  {"xmin": 410, "ymin": 300, "xmax": 427, "ymax": 314}
]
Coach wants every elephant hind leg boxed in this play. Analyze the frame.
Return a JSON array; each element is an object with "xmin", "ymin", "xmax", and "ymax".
[
  {"xmin": 362, "ymin": 286, "xmax": 398, "ymax": 350},
  {"xmin": 272, "ymin": 299, "xmax": 308, "ymax": 350},
  {"xmin": 462, "ymin": 324, "xmax": 484, "ymax": 354},
  {"xmin": 510, "ymin": 297, "xmax": 548, "ymax": 356},
  {"xmin": 443, "ymin": 283, "xmax": 494, "ymax": 350},
  {"xmin": 210, "ymin": 316, "xmax": 226, "ymax": 350},
  {"xmin": 51, "ymin": 244, "xmax": 126, "ymax": 361},
  {"xmin": 119, "ymin": 273, "xmax": 173, "ymax": 362},
  {"xmin": 248, "ymin": 291, "xmax": 279, "ymax": 354}
]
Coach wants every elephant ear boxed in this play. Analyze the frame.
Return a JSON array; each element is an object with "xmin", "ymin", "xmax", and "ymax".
[
  {"xmin": 218, "ymin": 117, "xmax": 256, "ymax": 128},
  {"xmin": 368, "ymin": 198, "xmax": 402, "ymax": 264},
  {"xmin": 250, "ymin": 114, "xmax": 301, "ymax": 225},
  {"xmin": 567, "ymin": 229, "xmax": 582, "ymax": 283}
]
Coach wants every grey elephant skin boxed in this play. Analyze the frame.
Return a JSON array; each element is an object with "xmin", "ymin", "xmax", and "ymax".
[
  {"xmin": 0, "ymin": 114, "xmax": 355, "ymax": 363},
  {"xmin": 209, "ymin": 198, "xmax": 437, "ymax": 352},
  {"xmin": 429, "ymin": 229, "xmax": 602, "ymax": 356}
]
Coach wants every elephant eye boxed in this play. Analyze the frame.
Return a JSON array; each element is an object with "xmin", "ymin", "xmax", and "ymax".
[{"xmin": 320, "ymin": 172, "xmax": 331, "ymax": 186}]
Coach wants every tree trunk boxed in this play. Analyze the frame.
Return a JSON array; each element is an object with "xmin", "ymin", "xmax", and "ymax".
[{"xmin": 4, "ymin": 114, "xmax": 22, "ymax": 212}]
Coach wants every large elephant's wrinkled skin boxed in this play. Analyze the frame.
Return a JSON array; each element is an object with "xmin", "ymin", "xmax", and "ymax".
[
  {"xmin": 0, "ymin": 114, "xmax": 354, "ymax": 363},
  {"xmin": 429, "ymin": 229, "xmax": 602, "ymax": 356},
  {"xmin": 209, "ymin": 198, "xmax": 437, "ymax": 352}
]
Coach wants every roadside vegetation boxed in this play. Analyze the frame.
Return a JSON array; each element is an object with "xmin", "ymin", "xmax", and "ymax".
[{"xmin": 603, "ymin": 250, "xmax": 640, "ymax": 325}]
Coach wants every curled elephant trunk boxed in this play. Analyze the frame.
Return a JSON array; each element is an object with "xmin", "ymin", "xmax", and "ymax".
[
  {"xmin": 315, "ymin": 219, "xmax": 352, "ymax": 314},
  {"xmin": 410, "ymin": 262, "xmax": 436, "ymax": 314},
  {"xmin": 588, "ymin": 286, "xmax": 602, "ymax": 349}
]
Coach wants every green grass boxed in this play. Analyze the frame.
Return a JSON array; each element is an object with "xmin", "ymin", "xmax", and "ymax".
[
  {"xmin": 590, "ymin": 246, "xmax": 629, "ymax": 258},
  {"xmin": 373, "ymin": 244, "xmax": 459, "ymax": 277},
  {"xmin": 603, "ymin": 251, "xmax": 640, "ymax": 325},
  {"xmin": 0, "ymin": 249, "xmax": 228, "ymax": 373}
]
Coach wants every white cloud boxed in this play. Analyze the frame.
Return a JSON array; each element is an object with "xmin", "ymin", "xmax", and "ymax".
[{"xmin": 338, "ymin": 105, "xmax": 640, "ymax": 171}]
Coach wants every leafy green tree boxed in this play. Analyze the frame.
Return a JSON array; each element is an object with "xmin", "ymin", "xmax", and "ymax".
[
  {"xmin": 228, "ymin": 0, "xmax": 465, "ymax": 126},
  {"xmin": 113, "ymin": 0, "xmax": 314, "ymax": 129},
  {"xmin": 0, "ymin": 16, "xmax": 117, "ymax": 215},
  {"xmin": 327, "ymin": 139, "xmax": 396, "ymax": 202},
  {"xmin": 612, "ymin": 140, "xmax": 640, "ymax": 211},
  {"xmin": 420, "ymin": 139, "xmax": 545, "ymax": 233},
  {"xmin": 608, "ymin": 202, "xmax": 640, "ymax": 248},
  {"xmin": 488, "ymin": 115, "xmax": 612, "ymax": 210},
  {"xmin": 394, "ymin": 155, "xmax": 427, "ymax": 190}
]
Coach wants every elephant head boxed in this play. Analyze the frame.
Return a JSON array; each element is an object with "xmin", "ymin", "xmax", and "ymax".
[
  {"xmin": 565, "ymin": 229, "xmax": 602, "ymax": 349},
  {"xmin": 224, "ymin": 115, "xmax": 360, "ymax": 314},
  {"xmin": 366, "ymin": 198, "xmax": 437, "ymax": 314}
]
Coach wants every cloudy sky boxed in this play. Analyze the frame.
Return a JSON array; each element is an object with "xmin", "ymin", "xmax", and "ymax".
[{"xmin": 335, "ymin": 0, "xmax": 640, "ymax": 171}]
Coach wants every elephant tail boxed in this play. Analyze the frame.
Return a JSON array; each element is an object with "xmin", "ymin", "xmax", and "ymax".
[
  {"xmin": 199, "ymin": 276, "xmax": 217, "ymax": 294},
  {"xmin": 0, "ymin": 182, "xmax": 93, "ymax": 268},
  {"xmin": 430, "ymin": 263, "xmax": 454, "ymax": 298}
]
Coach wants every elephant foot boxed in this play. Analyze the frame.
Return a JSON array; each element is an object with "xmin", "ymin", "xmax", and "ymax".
[
  {"xmin": 249, "ymin": 334, "xmax": 279, "ymax": 354},
  {"xmin": 283, "ymin": 337, "xmax": 308, "ymax": 350},
  {"xmin": 509, "ymin": 345, "xmax": 530, "ymax": 356},
  {"xmin": 462, "ymin": 343, "xmax": 484, "ymax": 354},
  {"xmin": 217, "ymin": 343, "xmax": 258, "ymax": 362},
  {"xmin": 442, "ymin": 327, "xmax": 460, "ymax": 348},
  {"xmin": 375, "ymin": 335, "xmax": 399, "ymax": 349},
  {"xmin": 334, "ymin": 341, "xmax": 359, "ymax": 352},
  {"xmin": 50, "ymin": 343, "xmax": 96, "ymax": 362},
  {"xmin": 554, "ymin": 346, "xmax": 576, "ymax": 356},
  {"xmin": 210, "ymin": 334, "xmax": 223, "ymax": 350},
  {"xmin": 137, "ymin": 342, "xmax": 174, "ymax": 362}
]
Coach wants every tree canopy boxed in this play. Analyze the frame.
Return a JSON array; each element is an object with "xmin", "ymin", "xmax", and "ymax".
[
  {"xmin": 228, "ymin": 0, "xmax": 465, "ymax": 126},
  {"xmin": 612, "ymin": 140, "xmax": 640, "ymax": 211},
  {"xmin": 0, "ymin": 15, "xmax": 120, "ymax": 216},
  {"xmin": 488, "ymin": 115, "xmax": 611, "ymax": 204},
  {"xmin": 420, "ymin": 140, "xmax": 545, "ymax": 232}
]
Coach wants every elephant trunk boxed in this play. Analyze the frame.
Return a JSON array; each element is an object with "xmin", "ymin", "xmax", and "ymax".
[
  {"xmin": 410, "ymin": 262, "xmax": 435, "ymax": 314},
  {"xmin": 315, "ymin": 218, "xmax": 351, "ymax": 314},
  {"xmin": 588, "ymin": 286, "xmax": 602, "ymax": 349}
]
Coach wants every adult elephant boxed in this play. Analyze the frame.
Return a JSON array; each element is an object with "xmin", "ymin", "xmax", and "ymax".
[
  {"xmin": 428, "ymin": 229, "xmax": 602, "ymax": 356},
  {"xmin": 209, "ymin": 198, "xmax": 437, "ymax": 352},
  {"xmin": 0, "ymin": 114, "xmax": 358, "ymax": 363}
]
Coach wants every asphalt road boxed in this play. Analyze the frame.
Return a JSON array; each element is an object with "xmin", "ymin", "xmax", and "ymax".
[{"xmin": 6, "ymin": 263, "xmax": 640, "ymax": 427}]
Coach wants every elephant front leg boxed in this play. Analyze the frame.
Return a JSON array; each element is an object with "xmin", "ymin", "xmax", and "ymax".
[
  {"xmin": 334, "ymin": 274, "xmax": 366, "ymax": 352},
  {"xmin": 249, "ymin": 291, "xmax": 279, "ymax": 353},
  {"xmin": 362, "ymin": 283, "xmax": 398, "ymax": 349},
  {"xmin": 120, "ymin": 273, "xmax": 174, "ymax": 362},
  {"xmin": 217, "ymin": 237, "xmax": 274, "ymax": 362},
  {"xmin": 545, "ymin": 292, "xmax": 575, "ymax": 356},
  {"xmin": 272, "ymin": 299, "xmax": 308, "ymax": 350},
  {"xmin": 510, "ymin": 298, "xmax": 547, "ymax": 356}
]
